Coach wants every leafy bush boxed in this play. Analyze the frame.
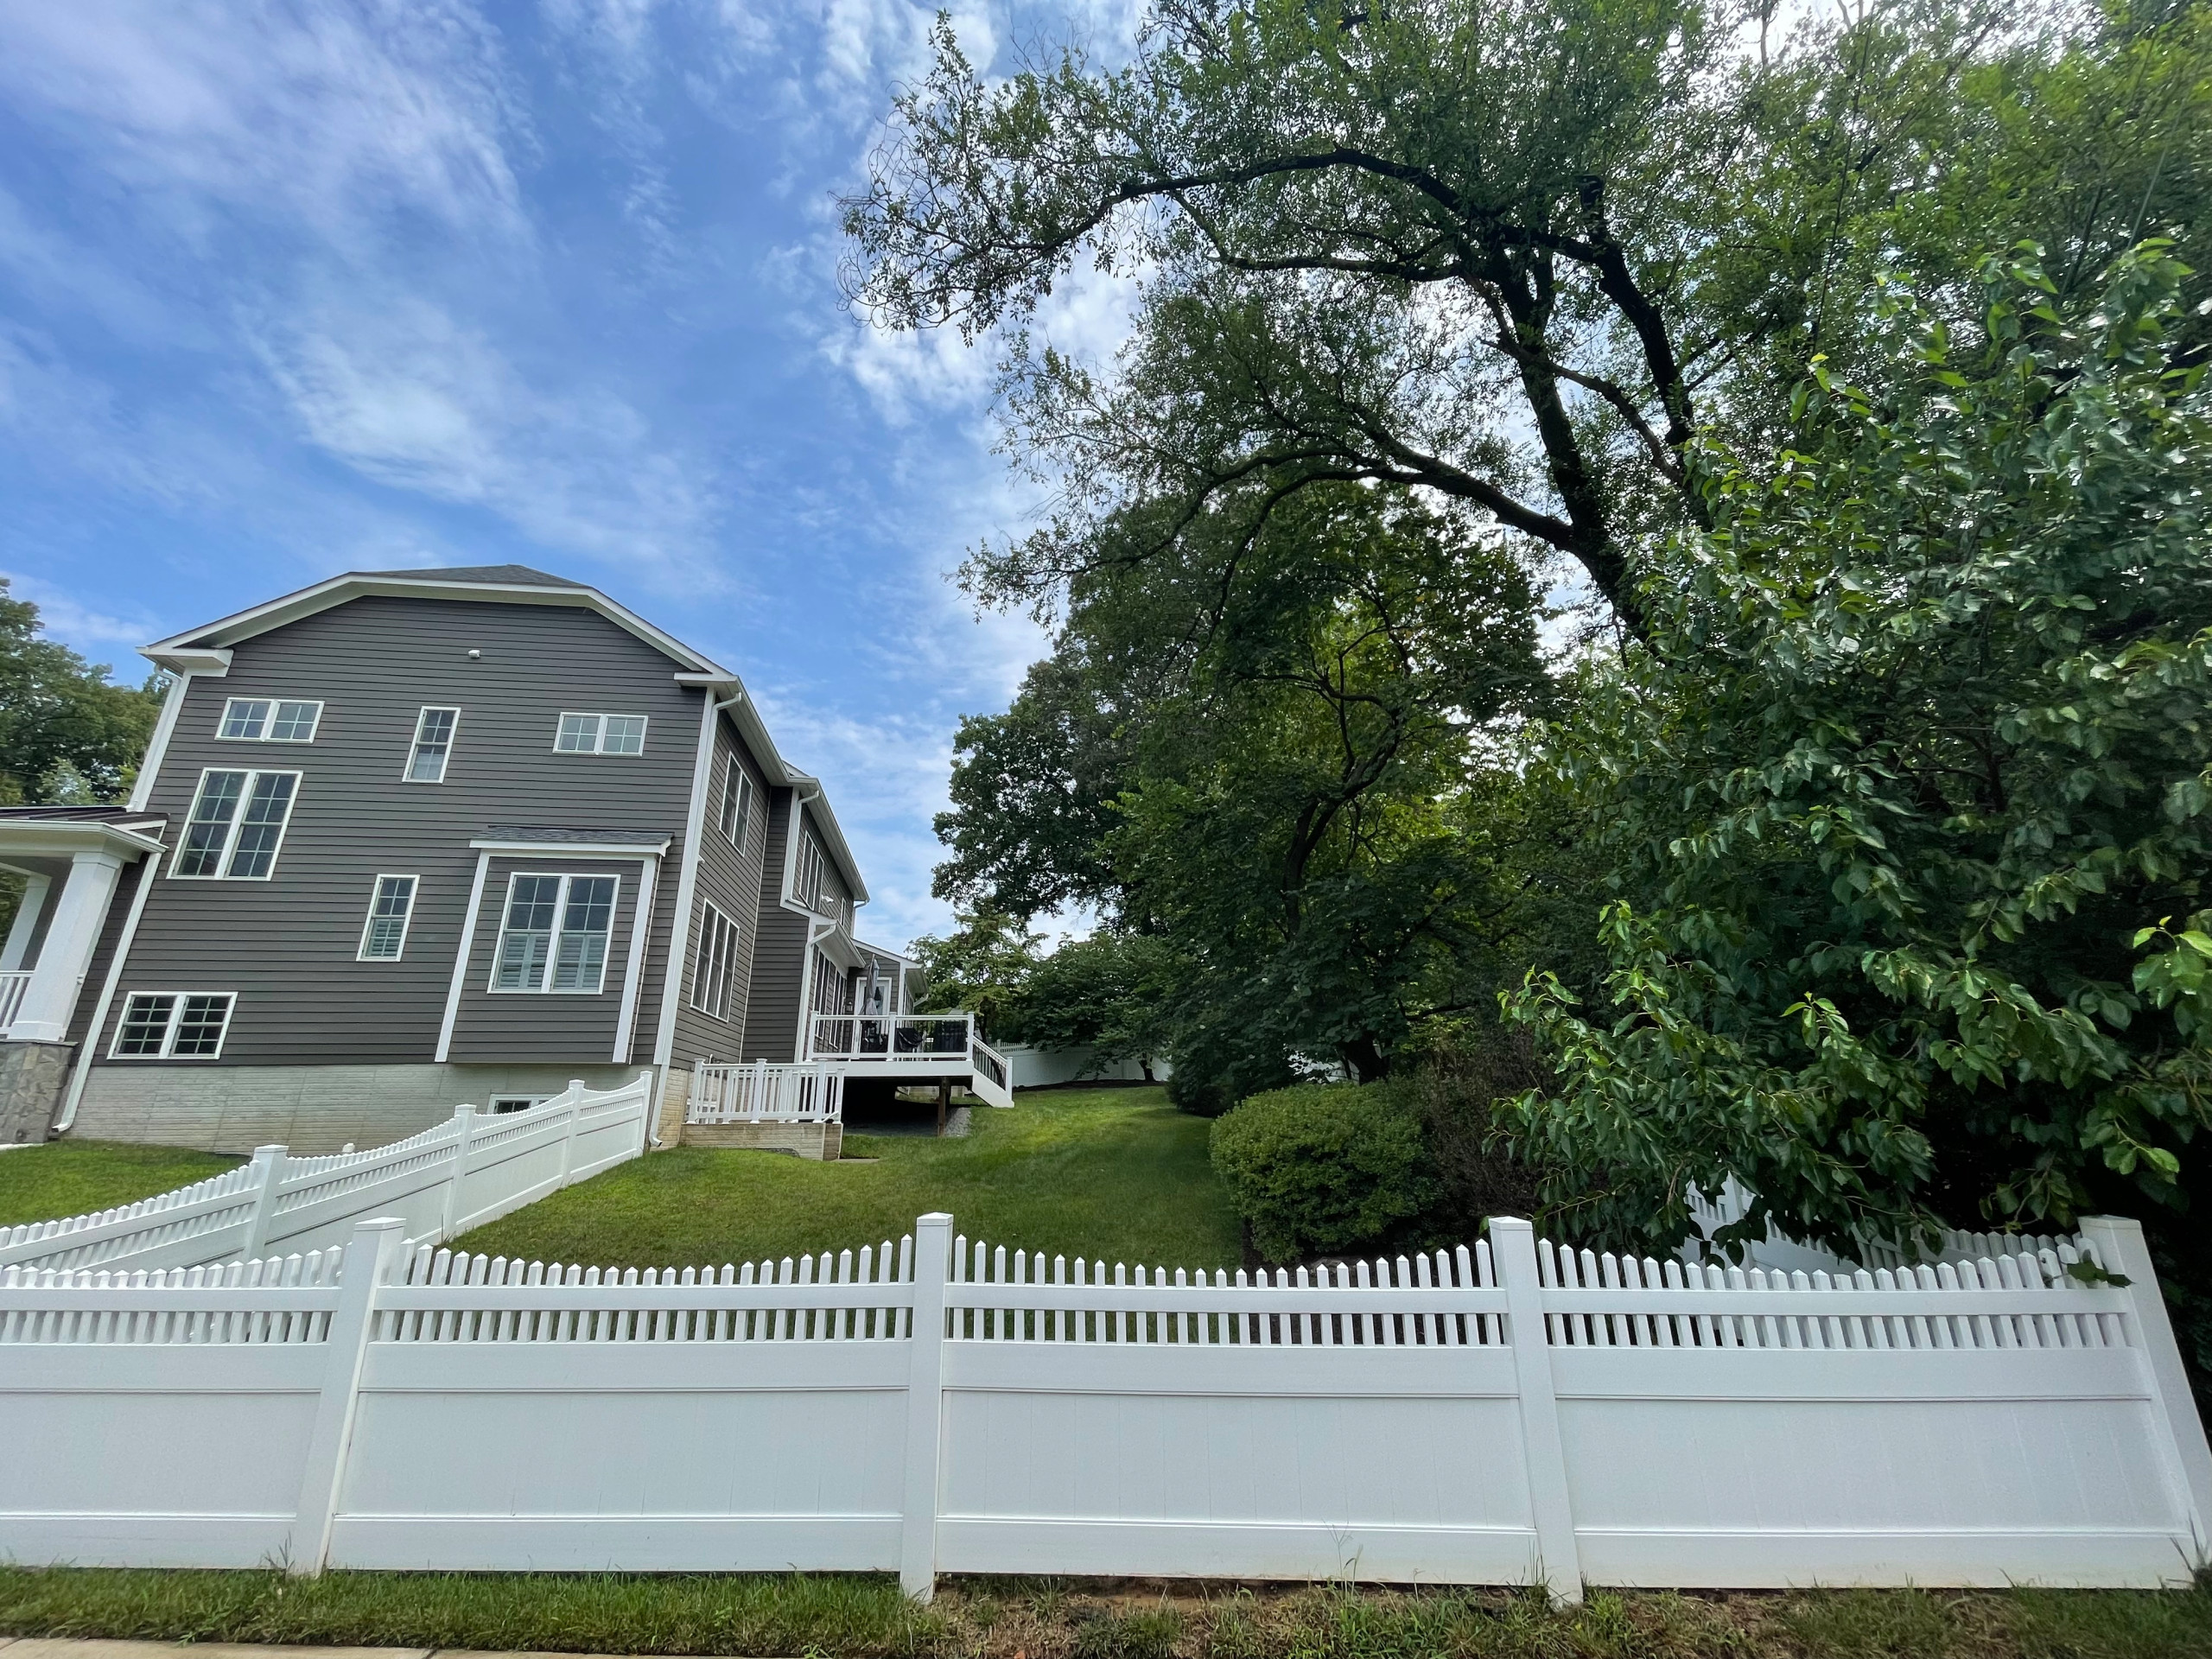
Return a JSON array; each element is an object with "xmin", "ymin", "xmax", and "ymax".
[{"xmin": 1209, "ymin": 1082, "xmax": 1439, "ymax": 1263}]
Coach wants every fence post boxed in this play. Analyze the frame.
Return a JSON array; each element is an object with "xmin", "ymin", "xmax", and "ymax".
[
  {"xmin": 239, "ymin": 1145, "xmax": 287, "ymax": 1261},
  {"xmin": 558, "ymin": 1078, "xmax": 587, "ymax": 1179},
  {"xmin": 438, "ymin": 1105, "xmax": 477, "ymax": 1241},
  {"xmin": 900, "ymin": 1211, "xmax": 953, "ymax": 1601},
  {"xmin": 289, "ymin": 1216, "xmax": 404, "ymax": 1576},
  {"xmin": 2080, "ymin": 1215, "xmax": 2212, "ymax": 1551},
  {"xmin": 1489, "ymin": 1217, "xmax": 1583, "ymax": 1605}
]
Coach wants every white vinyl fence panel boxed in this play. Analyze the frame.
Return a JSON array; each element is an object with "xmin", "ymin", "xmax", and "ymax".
[
  {"xmin": 0, "ymin": 1074, "xmax": 651, "ymax": 1275},
  {"xmin": 0, "ymin": 1211, "xmax": 2205, "ymax": 1599}
]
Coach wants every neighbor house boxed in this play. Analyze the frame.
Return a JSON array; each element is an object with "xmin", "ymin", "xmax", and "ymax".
[{"xmin": 0, "ymin": 564, "xmax": 1008, "ymax": 1154}]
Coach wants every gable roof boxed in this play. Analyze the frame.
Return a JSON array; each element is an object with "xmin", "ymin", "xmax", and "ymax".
[{"xmin": 140, "ymin": 563, "xmax": 870, "ymax": 904}]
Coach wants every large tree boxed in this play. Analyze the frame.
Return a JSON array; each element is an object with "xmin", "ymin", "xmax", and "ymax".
[
  {"xmin": 0, "ymin": 580, "xmax": 162, "ymax": 806},
  {"xmin": 846, "ymin": 0, "xmax": 2209, "ymax": 637}
]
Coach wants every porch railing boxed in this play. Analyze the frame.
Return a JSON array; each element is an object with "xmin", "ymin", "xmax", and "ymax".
[
  {"xmin": 689, "ymin": 1060, "xmax": 843, "ymax": 1125},
  {"xmin": 808, "ymin": 1012, "xmax": 975, "ymax": 1064},
  {"xmin": 0, "ymin": 970, "xmax": 30, "ymax": 1033}
]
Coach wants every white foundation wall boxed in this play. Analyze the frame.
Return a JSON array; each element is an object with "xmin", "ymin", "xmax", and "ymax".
[{"xmin": 67, "ymin": 1061, "xmax": 654, "ymax": 1154}]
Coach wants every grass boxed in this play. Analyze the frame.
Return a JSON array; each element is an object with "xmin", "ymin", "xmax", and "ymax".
[
  {"xmin": 454, "ymin": 1085, "xmax": 1243, "ymax": 1271},
  {"xmin": 0, "ymin": 1568, "xmax": 2206, "ymax": 1658},
  {"xmin": 0, "ymin": 1138, "xmax": 243, "ymax": 1230}
]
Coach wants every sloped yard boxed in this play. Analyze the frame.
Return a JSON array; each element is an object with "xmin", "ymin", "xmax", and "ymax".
[
  {"xmin": 0, "ymin": 1140, "xmax": 241, "ymax": 1231},
  {"xmin": 453, "ymin": 1085, "xmax": 1240, "ymax": 1271}
]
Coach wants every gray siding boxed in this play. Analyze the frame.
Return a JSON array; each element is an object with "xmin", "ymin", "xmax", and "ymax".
[
  {"xmin": 741, "ymin": 790, "xmax": 810, "ymax": 1062},
  {"xmin": 77, "ymin": 597, "xmax": 701, "ymax": 1069},
  {"xmin": 669, "ymin": 717, "xmax": 772, "ymax": 1066}
]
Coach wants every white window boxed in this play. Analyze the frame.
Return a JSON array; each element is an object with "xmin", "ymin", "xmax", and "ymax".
[
  {"xmin": 492, "ymin": 873, "xmax": 619, "ymax": 994},
  {"xmin": 690, "ymin": 901, "xmax": 741, "ymax": 1020},
  {"xmin": 174, "ymin": 769, "xmax": 300, "ymax": 880},
  {"xmin": 795, "ymin": 830, "xmax": 827, "ymax": 911},
  {"xmin": 219, "ymin": 698, "xmax": 322, "ymax": 742},
  {"xmin": 488, "ymin": 1095, "xmax": 549, "ymax": 1114},
  {"xmin": 406, "ymin": 707, "xmax": 459, "ymax": 783},
  {"xmin": 356, "ymin": 874, "xmax": 419, "ymax": 961},
  {"xmin": 554, "ymin": 712, "xmax": 648, "ymax": 754},
  {"xmin": 717, "ymin": 760, "xmax": 754, "ymax": 850},
  {"xmin": 111, "ymin": 992, "xmax": 236, "ymax": 1059}
]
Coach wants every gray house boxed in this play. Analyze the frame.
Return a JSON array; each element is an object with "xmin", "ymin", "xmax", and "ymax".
[{"xmin": 0, "ymin": 565, "xmax": 1007, "ymax": 1155}]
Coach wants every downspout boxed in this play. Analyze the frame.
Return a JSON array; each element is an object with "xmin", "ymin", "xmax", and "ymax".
[{"xmin": 54, "ymin": 846, "xmax": 163, "ymax": 1134}]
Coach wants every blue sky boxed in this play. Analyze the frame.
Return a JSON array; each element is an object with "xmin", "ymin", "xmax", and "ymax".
[{"xmin": 0, "ymin": 0, "xmax": 1140, "ymax": 950}]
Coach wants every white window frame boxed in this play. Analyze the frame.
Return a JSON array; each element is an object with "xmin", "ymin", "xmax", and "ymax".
[
  {"xmin": 488, "ymin": 871, "xmax": 621, "ymax": 995},
  {"xmin": 405, "ymin": 706, "xmax": 461, "ymax": 784},
  {"xmin": 217, "ymin": 697, "xmax": 323, "ymax": 742},
  {"xmin": 170, "ymin": 767, "xmax": 302, "ymax": 881},
  {"xmin": 794, "ymin": 829, "xmax": 827, "ymax": 911},
  {"xmin": 108, "ymin": 991, "xmax": 237, "ymax": 1060},
  {"xmin": 718, "ymin": 760, "xmax": 754, "ymax": 851},
  {"xmin": 553, "ymin": 712, "xmax": 649, "ymax": 755},
  {"xmin": 690, "ymin": 899, "xmax": 741, "ymax": 1020},
  {"xmin": 488, "ymin": 1095, "xmax": 550, "ymax": 1114},
  {"xmin": 356, "ymin": 873, "xmax": 420, "ymax": 962}
]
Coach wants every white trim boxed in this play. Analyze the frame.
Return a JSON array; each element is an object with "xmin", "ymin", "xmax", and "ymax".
[
  {"xmin": 128, "ymin": 672, "xmax": 192, "ymax": 811},
  {"xmin": 354, "ymin": 874, "xmax": 420, "ymax": 962},
  {"xmin": 105, "ymin": 989, "xmax": 237, "ymax": 1060},
  {"xmin": 688, "ymin": 899, "xmax": 741, "ymax": 1021},
  {"xmin": 216, "ymin": 696, "xmax": 323, "ymax": 743},
  {"xmin": 404, "ymin": 706, "xmax": 460, "ymax": 785},
  {"xmin": 55, "ymin": 846, "xmax": 164, "ymax": 1131},
  {"xmin": 144, "ymin": 574, "xmax": 728, "ymax": 679},
  {"xmin": 467, "ymin": 837, "xmax": 671, "ymax": 858},
  {"xmin": 612, "ymin": 853, "xmax": 660, "ymax": 1063},
  {"xmin": 434, "ymin": 851, "xmax": 493, "ymax": 1063},
  {"xmin": 651, "ymin": 690, "xmax": 732, "ymax": 1071},
  {"xmin": 168, "ymin": 767, "xmax": 302, "ymax": 881},
  {"xmin": 486, "ymin": 871, "xmax": 620, "ymax": 995}
]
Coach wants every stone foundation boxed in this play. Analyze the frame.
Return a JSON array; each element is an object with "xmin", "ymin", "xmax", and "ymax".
[
  {"xmin": 0, "ymin": 1040, "xmax": 73, "ymax": 1144},
  {"xmin": 679, "ymin": 1118, "xmax": 842, "ymax": 1160},
  {"xmin": 67, "ymin": 1061, "xmax": 656, "ymax": 1154}
]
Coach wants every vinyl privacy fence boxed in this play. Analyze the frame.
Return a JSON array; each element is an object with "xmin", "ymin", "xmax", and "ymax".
[
  {"xmin": 0, "ymin": 1075, "xmax": 651, "ymax": 1275},
  {"xmin": 3, "ymin": 1211, "xmax": 2208, "ymax": 1599}
]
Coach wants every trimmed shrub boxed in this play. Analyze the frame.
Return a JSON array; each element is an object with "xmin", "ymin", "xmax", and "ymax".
[{"xmin": 1209, "ymin": 1081, "xmax": 1440, "ymax": 1263}]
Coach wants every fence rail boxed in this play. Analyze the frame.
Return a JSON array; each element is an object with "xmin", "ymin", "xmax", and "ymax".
[
  {"xmin": 1, "ymin": 1209, "xmax": 2204, "ymax": 1598},
  {"xmin": 0, "ymin": 1074, "xmax": 651, "ymax": 1275},
  {"xmin": 687, "ymin": 1060, "xmax": 843, "ymax": 1124}
]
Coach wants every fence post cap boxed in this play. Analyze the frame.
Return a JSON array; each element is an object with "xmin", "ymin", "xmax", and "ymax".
[
  {"xmin": 451, "ymin": 1103, "xmax": 475, "ymax": 1117},
  {"xmin": 917, "ymin": 1211, "xmax": 954, "ymax": 1229},
  {"xmin": 569, "ymin": 1077, "xmax": 588, "ymax": 1091},
  {"xmin": 251, "ymin": 1143, "xmax": 288, "ymax": 1160},
  {"xmin": 1487, "ymin": 1215, "xmax": 1535, "ymax": 1235},
  {"xmin": 353, "ymin": 1216, "xmax": 409, "ymax": 1234}
]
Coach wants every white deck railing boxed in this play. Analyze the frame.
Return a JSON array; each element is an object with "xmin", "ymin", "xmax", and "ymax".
[
  {"xmin": 0, "ymin": 969, "xmax": 31, "ymax": 1033},
  {"xmin": 687, "ymin": 1060, "xmax": 843, "ymax": 1124},
  {"xmin": 804, "ymin": 1012, "xmax": 1014, "ymax": 1107}
]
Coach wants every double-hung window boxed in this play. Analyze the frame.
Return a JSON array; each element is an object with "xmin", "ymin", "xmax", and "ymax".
[
  {"xmin": 493, "ymin": 873, "xmax": 619, "ymax": 994},
  {"xmin": 175, "ymin": 769, "xmax": 300, "ymax": 879},
  {"xmin": 717, "ymin": 760, "xmax": 754, "ymax": 850},
  {"xmin": 357, "ymin": 874, "xmax": 419, "ymax": 960},
  {"xmin": 554, "ymin": 712, "xmax": 647, "ymax": 754},
  {"xmin": 406, "ymin": 707, "xmax": 459, "ymax": 782},
  {"xmin": 111, "ymin": 992, "xmax": 236, "ymax": 1058},
  {"xmin": 794, "ymin": 830, "xmax": 828, "ymax": 912},
  {"xmin": 690, "ymin": 901, "xmax": 741, "ymax": 1020},
  {"xmin": 219, "ymin": 697, "xmax": 322, "ymax": 741}
]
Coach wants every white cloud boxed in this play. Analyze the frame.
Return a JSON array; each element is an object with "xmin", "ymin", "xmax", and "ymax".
[
  {"xmin": 1, "ymin": 568, "xmax": 162, "ymax": 666},
  {"xmin": 251, "ymin": 296, "xmax": 724, "ymax": 577}
]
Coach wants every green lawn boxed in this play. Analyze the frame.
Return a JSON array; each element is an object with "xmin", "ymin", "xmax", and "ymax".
[
  {"xmin": 454, "ymin": 1085, "xmax": 1242, "ymax": 1271},
  {"xmin": 1, "ymin": 1567, "xmax": 2206, "ymax": 1659},
  {"xmin": 0, "ymin": 1140, "xmax": 243, "ymax": 1231}
]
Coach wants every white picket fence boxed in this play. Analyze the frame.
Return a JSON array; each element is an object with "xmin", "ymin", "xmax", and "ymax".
[
  {"xmin": 2, "ymin": 1209, "xmax": 2205, "ymax": 1598},
  {"xmin": 0, "ymin": 1075, "xmax": 651, "ymax": 1275}
]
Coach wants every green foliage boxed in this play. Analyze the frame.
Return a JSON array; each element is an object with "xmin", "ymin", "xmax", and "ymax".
[
  {"xmin": 1209, "ymin": 1081, "xmax": 1440, "ymax": 1262},
  {"xmin": 0, "ymin": 1142, "xmax": 242, "ymax": 1230},
  {"xmin": 907, "ymin": 910, "xmax": 1042, "ymax": 1037},
  {"xmin": 0, "ymin": 578, "xmax": 163, "ymax": 806},
  {"xmin": 1503, "ymin": 247, "xmax": 2212, "ymax": 1266},
  {"xmin": 1007, "ymin": 929, "xmax": 1176, "ymax": 1077}
]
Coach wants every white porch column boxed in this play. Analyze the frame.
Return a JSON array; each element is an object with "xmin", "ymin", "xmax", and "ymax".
[
  {"xmin": 0, "ymin": 872, "xmax": 52, "ymax": 971},
  {"xmin": 9, "ymin": 849, "xmax": 126, "ymax": 1043}
]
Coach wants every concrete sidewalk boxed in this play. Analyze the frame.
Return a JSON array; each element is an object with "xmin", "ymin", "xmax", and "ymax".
[{"xmin": 0, "ymin": 1642, "xmax": 675, "ymax": 1659}]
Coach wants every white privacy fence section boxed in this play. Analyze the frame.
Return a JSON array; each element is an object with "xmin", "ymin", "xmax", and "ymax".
[
  {"xmin": 0, "ymin": 1211, "xmax": 2205, "ymax": 1599},
  {"xmin": 687, "ymin": 1060, "xmax": 844, "ymax": 1124},
  {"xmin": 0, "ymin": 1075, "xmax": 651, "ymax": 1275}
]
